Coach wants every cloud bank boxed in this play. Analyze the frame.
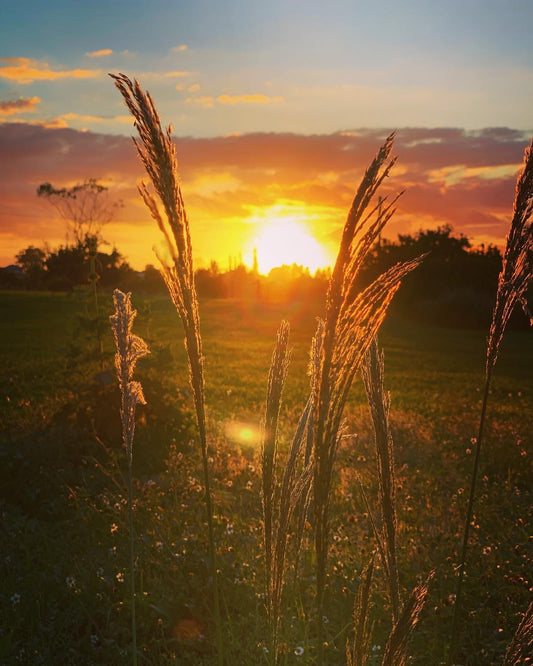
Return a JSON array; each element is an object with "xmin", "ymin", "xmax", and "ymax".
[{"xmin": 0, "ymin": 122, "xmax": 529, "ymax": 269}]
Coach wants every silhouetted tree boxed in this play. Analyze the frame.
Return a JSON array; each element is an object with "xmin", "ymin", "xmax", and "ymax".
[
  {"xmin": 37, "ymin": 179, "xmax": 122, "ymax": 247},
  {"xmin": 15, "ymin": 246, "xmax": 46, "ymax": 288},
  {"xmin": 360, "ymin": 225, "xmax": 506, "ymax": 326}
]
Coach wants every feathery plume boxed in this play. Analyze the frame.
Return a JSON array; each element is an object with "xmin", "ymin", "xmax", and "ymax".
[
  {"xmin": 110, "ymin": 289, "xmax": 149, "ymax": 666},
  {"xmin": 312, "ymin": 134, "xmax": 423, "ymax": 634},
  {"xmin": 111, "ymin": 73, "xmax": 223, "ymax": 664},
  {"xmin": 487, "ymin": 139, "xmax": 533, "ymax": 372},
  {"xmin": 450, "ymin": 139, "xmax": 533, "ymax": 663},
  {"xmin": 110, "ymin": 289, "xmax": 149, "ymax": 462}
]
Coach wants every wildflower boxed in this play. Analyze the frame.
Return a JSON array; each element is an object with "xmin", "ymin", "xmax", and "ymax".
[
  {"xmin": 294, "ymin": 646, "xmax": 304, "ymax": 656},
  {"xmin": 116, "ymin": 572, "xmax": 125, "ymax": 583},
  {"xmin": 10, "ymin": 592, "xmax": 20, "ymax": 606},
  {"xmin": 110, "ymin": 523, "xmax": 118, "ymax": 534},
  {"xmin": 66, "ymin": 576, "xmax": 77, "ymax": 590}
]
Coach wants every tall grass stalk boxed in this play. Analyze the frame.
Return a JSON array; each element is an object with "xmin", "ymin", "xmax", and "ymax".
[
  {"xmin": 381, "ymin": 571, "xmax": 434, "ymax": 666},
  {"xmin": 111, "ymin": 74, "xmax": 224, "ymax": 664},
  {"xmin": 110, "ymin": 289, "xmax": 150, "ymax": 666},
  {"xmin": 261, "ymin": 321, "xmax": 315, "ymax": 661},
  {"xmin": 449, "ymin": 139, "xmax": 533, "ymax": 663},
  {"xmin": 346, "ymin": 555, "xmax": 375, "ymax": 666},
  {"xmin": 261, "ymin": 320, "xmax": 291, "ymax": 658},
  {"xmin": 312, "ymin": 133, "xmax": 423, "ymax": 644},
  {"xmin": 361, "ymin": 337, "xmax": 400, "ymax": 623}
]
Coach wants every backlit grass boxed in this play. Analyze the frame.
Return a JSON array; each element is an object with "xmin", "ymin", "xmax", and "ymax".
[{"xmin": 1, "ymin": 290, "xmax": 531, "ymax": 664}]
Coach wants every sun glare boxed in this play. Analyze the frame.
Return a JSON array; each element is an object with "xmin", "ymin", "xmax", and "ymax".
[{"xmin": 244, "ymin": 210, "xmax": 333, "ymax": 274}]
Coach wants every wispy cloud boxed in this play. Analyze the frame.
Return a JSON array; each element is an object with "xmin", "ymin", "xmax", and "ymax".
[
  {"xmin": 0, "ymin": 96, "xmax": 40, "ymax": 116},
  {"xmin": 58, "ymin": 112, "xmax": 132, "ymax": 125},
  {"xmin": 139, "ymin": 70, "xmax": 195, "ymax": 81},
  {"xmin": 0, "ymin": 57, "xmax": 100, "ymax": 84},
  {"xmin": 85, "ymin": 48, "xmax": 113, "ymax": 58},
  {"xmin": 217, "ymin": 94, "xmax": 283, "ymax": 105},
  {"xmin": 170, "ymin": 44, "xmax": 188, "ymax": 53},
  {"xmin": 186, "ymin": 96, "xmax": 215, "ymax": 108},
  {"xmin": 186, "ymin": 93, "xmax": 283, "ymax": 108}
]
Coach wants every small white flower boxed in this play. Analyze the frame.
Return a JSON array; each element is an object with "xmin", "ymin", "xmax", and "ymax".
[
  {"xmin": 66, "ymin": 576, "xmax": 77, "ymax": 590},
  {"xmin": 116, "ymin": 572, "xmax": 125, "ymax": 583},
  {"xmin": 10, "ymin": 592, "xmax": 21, "ymax": 606},
  {"xmin": 294, "ymin": 646, "xmax": 304, "ymax": 656}
]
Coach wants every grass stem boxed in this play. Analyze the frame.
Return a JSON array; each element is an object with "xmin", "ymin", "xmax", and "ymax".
[{"xmin": 128, "ymin": 456, "xmax": 138, "ymax": 666}]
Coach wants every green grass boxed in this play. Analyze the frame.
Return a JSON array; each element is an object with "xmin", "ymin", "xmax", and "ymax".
[{"xmin": 1, "ymin": 290, "xmax": 532, "ymax": 664}]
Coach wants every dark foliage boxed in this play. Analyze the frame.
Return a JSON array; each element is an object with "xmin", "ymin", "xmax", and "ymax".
[{"xmin": 5, "ymin": 225, "xmax": 530, "ymax": 328}]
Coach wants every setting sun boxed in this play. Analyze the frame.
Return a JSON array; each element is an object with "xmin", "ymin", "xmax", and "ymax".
[{"xmin": 244, "ymin": 208, "xmax": 334, "ymax": 274}]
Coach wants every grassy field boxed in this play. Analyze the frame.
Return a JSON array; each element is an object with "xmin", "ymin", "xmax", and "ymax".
[{"xmin": 1, "ymin": 290, "xmax": 531, "ymax": 665}]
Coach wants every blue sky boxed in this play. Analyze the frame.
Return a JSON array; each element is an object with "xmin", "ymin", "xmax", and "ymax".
[{"xmin": 1, "ymin": 0, "xmax": 532, "ymax": 137}]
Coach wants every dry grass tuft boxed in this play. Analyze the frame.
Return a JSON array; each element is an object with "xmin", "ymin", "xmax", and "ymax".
[
  {"xmin": 261, "ymin": 320, "xmax": 318, "ymax": 659},
  {"xmin": 312, "ymin": 133, "xmax": 423, "ymax": 626},
  {"xmin": 346, "ymin": 555, "xmax": 375, "ymax": 666},
  {"xmin": 487, "ymin": 139, "xmax": 533, "ymax": 373},
  {"xmin": 110, "ymin": 288, "xmax": 149, "ymax": 666},
  {"xmin": 110, "ymin": 289, "xmax": 149, "ymax": 463},
  {"xmin": 111, "ymin": 73, "xmax": 223, "ymax": 664},
  {"xmin": 261, "ymin": 320, "xmax": 291, "ymax": 639},
  {"xmin": 361, "ymin": 336, "xmax": 400, "ymax": 622},
  {"xmin": 450, "ymin": 139, "xmax": 533, "ymax": 662}
]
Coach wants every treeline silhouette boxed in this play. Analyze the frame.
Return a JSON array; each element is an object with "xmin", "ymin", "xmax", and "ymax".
[{"xmin": 2, "ymin": 226, "xmax": 529, "ymax": 328}]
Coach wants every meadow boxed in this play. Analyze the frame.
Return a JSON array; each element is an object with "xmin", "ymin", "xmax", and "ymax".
[{"xmin": 1, "ymin": 289, "xmax": 531, "ymax": 665}]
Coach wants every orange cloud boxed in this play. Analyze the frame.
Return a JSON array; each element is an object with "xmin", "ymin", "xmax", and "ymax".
[
  {"xmin": 217, "ymin": 94, "xmax": 283, "ymax": 105},
  {"xmin": 170, "ymin": 44, "xmax": 188, "ymax": 53},
  {"xmin": 140, "ymin": 70, "xmax": 195, "ymax": 81},
  {"xmin": 185, "ymin": 94, "xmax": 283, "ymax": 108},
  {"xmin": 85, "ymin": 49, "xmax": 113, "ymax": 58},
  {"xmin": 0, "ymin": 57, "xmax": 100, "ymax": 84},
  {"xmin": 0, "ymin": 96, "xmax": 40, "ymax": 116},
  {"xmin": 58, "ymin": 112, "xmax": 132, "ymax": 125},
  {"xmin": 164, "ymin": 71, "xmax": 193, "ymax": 78},
  {"xmin": 186, "ymin": 96, "xmax": 214, "ymax": 108}
]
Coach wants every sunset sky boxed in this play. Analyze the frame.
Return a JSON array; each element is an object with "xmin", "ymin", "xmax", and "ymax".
[{"xmin": 1, "ymin": 0, "xmax": 532, "ymax": 271}]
